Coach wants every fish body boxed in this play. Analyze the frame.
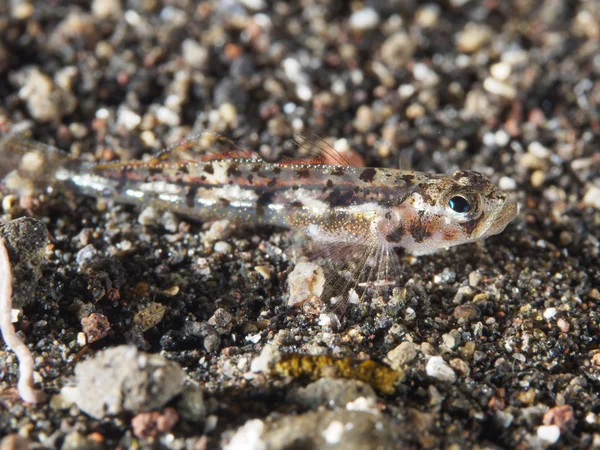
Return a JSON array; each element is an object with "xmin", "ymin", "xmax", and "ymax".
[{"xmin": 0, "ymin": 134, "xmax": 518, "ymax": 292}]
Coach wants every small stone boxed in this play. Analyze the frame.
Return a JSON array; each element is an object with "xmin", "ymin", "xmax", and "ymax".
[
  {"xmin": 240, "ymin": 0, "xmax": 266, "ymax": 11},
  {"xmin": 176, "ymin": 385, "xmax": 206, "ymax": 422},
  {"xmin": 456, "ymin": 23, "xmax": 492, "ymax": 53},
  {"xmin": 204, "ymin": 219, "xmax": 232, "ymax": 243},
  {"xmin": 449, "ymin": 358, "xmax": 470, "ymax": 376},
  {"xmin": 138, "ymin": 206, "xmax": 160, "ymax": 226},
  {"xmin": 537, "ymin": 425, "xmax": 560, "ymax": 444},
  {"xmin": 61, "ymin": 432, "xmax": 102, "ymax": 450},
  {"xmin": 490, "ymin": 62, "xmax": 511, "ymax": 81},
  {"xmin": 133, "ymin": 302, "xmax": 166, "ymax": 332},
  {"xmin": 76, "ymin": 244, "xmax": 98, "ymax": 268},
  {"xmin": 74, "ymin": 345, "xmax": 186, "ymax": 418},
  {"xmin": 386, "ymin": 342, "xmax": 418, "ymax": 370},
  {"xmin": 415, "ymin": 4, "xmax": 440, "ymax": 28},
  {"xmin": 288, "ymin": 378, "xmax": 377, "ymax": 409},
  {"xmin": 380, "ymin": 32, "xmax": 415, "ymax": 69},
  {"xmin": 224, "ymin": 419, "xmax": 265, "ymax": 450},
  {"xmin": 0, "ymin": 434, "xmax": 30, "ymax": 450},
  {"xmin": 353, "ymin": 105, "xmax": 375, "ymax": 132},
  {"xmin": 453, "ymin": 302, "xmax": 481, "ymax": 320},
  {"xmin": 468, "ymin": 270, "xmax": 483, "ymax": 287},
  {"xmin": 117, "ymin": 108, "xmax": 141, "ymax": 130},
  {"xmin": 18, "ymin": 68, "xmax": 77, "ymax": 122},
  {"xmin": 219, "ymin": 103, "xmax": 238, "ymax": 125},
  {"xmin": 349, "ymin": 8, "xmax": 380, "ymax": 31},
  {"xmin": 11, "ymin": 2, "xmax": 34, "ymax": 19},
  {"xmin": 287, "ymin": 262, "xmax": 325, "ymax": 306},
  {"xmin": 583, "ymin": 185, "xmax": 600, "ymax": 209},
  {"xmin": 483, "ymin": 77, "xmax": 516, "ymax": 99},
  {"xmin": 81, "ymin": 313, "xmax": 111, "ymax": 343},
  {"xmin": 214, "ymin": 241, "xmax": 232, "ymax": 254},
  {"xmin": 530, "ymin": 170, "xmax": 546, "ymax": 188},
  {"xmin": 50, "ymin": 386, "xmax": 78, "ymax": 410},
  {"xmin": 426, "ymin": 356, "xmax": 457, "ymax": 383},
  {"xmin": 405, "ymin": 103, "xmax": 425, "ymax": 119},
  {"xmin": 131, "ymin": 407, "xmax": 179, "ymax": 439},
  {"xmin": 543, "ymin": 404, "xmax": 575, "ymax": 431},
  {"xmin": 543, "ymin": 307, "xmax": 557, "ymax": 319},
  {"xmin": 251, "ymin": 344, "xmax": 281, "ymax": 373},
  {"xmin": 0, "ymin": 218, "xmax": 48, "ymax": 308},
  {"xmin": 182, "ymin": 39, "xmax": 209, "ymax": 69},
  {"xmin": 255, "ymin": 265, "xmax": 272, "ymax": 280},
  {"xmin": 91, "ymin": 0, "xmax": 122, "ymax": 19},
  {"xmin": 208, "ymin": 308, "xmax": 234, "ymax": 335},
  {"xmin": 322, "ymin": 421, "xmax": 345, "ymax": 444},
  {"xmin": 498, "ymin": 176, "xmax": 516, "ymax": 191},
  {"xmin": 442, "ymin": 333, "xmax": 457, "ymax": 349}
]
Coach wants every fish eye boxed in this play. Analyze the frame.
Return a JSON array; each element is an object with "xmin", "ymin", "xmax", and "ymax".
[{"xmin": 448, "ymin": 196, "xmax": 471, "ymax": 213}]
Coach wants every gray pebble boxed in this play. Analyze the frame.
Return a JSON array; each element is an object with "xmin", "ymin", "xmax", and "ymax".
[
  {"xmin": 74, "ymin": 345, "xmax": 186, "ymax": 419},
  {"xmin": 0, "ymin": 217, "xmax": 48, "ymax": 308},
  {"xmin": 287, "ymin": 378, "xmax": 377, "ymax": 409}
]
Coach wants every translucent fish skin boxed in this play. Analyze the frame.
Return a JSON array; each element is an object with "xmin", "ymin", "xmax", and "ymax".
[{"xmin": 0, "ymin": 135, "xmax": 517, "ymax": 259}]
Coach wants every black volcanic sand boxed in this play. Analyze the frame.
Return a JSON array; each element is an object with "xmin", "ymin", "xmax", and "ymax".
[{"xmin": 1, "ymin": 1, "xmax": 600, "ymax": 449}]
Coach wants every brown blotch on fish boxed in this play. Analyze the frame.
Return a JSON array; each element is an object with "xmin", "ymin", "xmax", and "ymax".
[
  {"xmin": 359, "ymin": 168, "xmax": 377, "ymax": 183},
  {"xmin": 227, "ymin": 163, "xmax": 242, "ymax": 177},
  {"xmin": 443, "ymin": 229, "xmax": 459, "ymax": 241},
  {"xmin": 460, "ymin": 213, "xmax": 484, "ymax": 236},
  {"xmin": 386, "ymin": 225, "xmax": 405, "ymax": 243},
  {"xmin": 247, "ymin": 174, "xmax": 254, "ymax": 184},
  {"xmin": 331, "ymin": 168, "xmax": 345, "ymax": 176},
  {"xmin": 203, "ymin": 164, "xmax": 214, "ymax": 175},
  {"xmin": 267, "ymin": 178, "xmax": 277, "ymax": 188},
  {"xmin": 296, "ymin": 168, "xmax": 310, "ymax": 178},
  {"xmin": 185, "ymin": 185, "xmax": 198, "ymax": 208},
  {"xmin": 409, "ymin": 220, "xmax": 432, "ymax": 243},
  {"xmin": 325, "ymin": 189, "xmax": 355, "ymax": 208}
]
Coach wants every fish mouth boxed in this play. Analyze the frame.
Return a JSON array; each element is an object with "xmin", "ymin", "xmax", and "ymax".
[{"xmin": 480, "ymin": 196, "xmax": 519, "ymax": 238}]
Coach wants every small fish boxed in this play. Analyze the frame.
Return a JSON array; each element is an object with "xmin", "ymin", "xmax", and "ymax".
[{"xmin": 0, "ymin": 133, "xmax": 518, "ymax": 297}]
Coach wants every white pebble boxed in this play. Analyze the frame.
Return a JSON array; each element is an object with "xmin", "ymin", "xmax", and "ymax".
[
  {"xmin": 138, "ymin": 206, "xmax": 160, "ymax": 226},
  {"xmin": 182, "ymin": 39, "xmax": 209, "ymax": 68},
  {"xmin": 287, "ymin": 262, "xmax": 325, "ymax": 306},
  {"xmin": 322, "ymin": 420, "xmax": 345, "ymax": 444},
  {"xmin": 349, "ymin": 8, "xmax": 380, "ymax": 31},
  {"xmin": 537, "ymin": 425, "xmax": 560, "ymax": 444},
  {"xmin": 117, "ymin": 108, "xmax": 141, "ymax": 130},
  {"xmin": 214, "ymin": 241, "xmax": 232, "ymax": 254},
  {"xmin": 498, "ymin": 176, "xmax": 517, "ymax": 191},
  {"xmin": 490, "ymin": 62, "xmax": 511, "ymax": 81},
  {"xmin": 76, "ymin": 244, "xmax": 98, "ymax": 267},
  {"xmin": 528, "ymin": 141, "xmax": 551, "ymax": 159},
  {"xmin": 240, "ymin": 0, "xmax": 266, "ymax": 11},
  {"xmin": 223, "ymin": 419, "xmax": 266, "ymax": 450},
  {"xmin": 543, "ymin": 307, "xmax": 557, "ymax": 319},
  {"xmin": 483, "ymin": 77, "xmax": 516, "ymax": 99},
  {"xmin": 426, "ymin": 356, "xmax": 457, "ymax": 383},
  {"xmin": 582, "ymin": 185, "xmax": 600, "ymax": 209}
]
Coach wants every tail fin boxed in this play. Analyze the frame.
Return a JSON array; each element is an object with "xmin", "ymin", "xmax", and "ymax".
[{"xmin": 0, "ymin": 135, "xmax": 74, "ymax": 196}]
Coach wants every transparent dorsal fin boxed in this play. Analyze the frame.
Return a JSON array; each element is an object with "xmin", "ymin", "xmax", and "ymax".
[
  {"xmin": 93, "ymin": 132, "xmax": 261, "ymax": 171},
  {"xmin": 281, "ymin": 133, "xmax": 356, "ymax": 167},
  {"xmin": 152, "ymin": 132, "xmax": 260, "ymax": 163}
]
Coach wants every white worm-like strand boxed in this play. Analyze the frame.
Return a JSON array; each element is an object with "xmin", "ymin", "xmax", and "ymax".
[{"xmin": 0, "ymin": 236, "xmax": 46, "ymax": 403}]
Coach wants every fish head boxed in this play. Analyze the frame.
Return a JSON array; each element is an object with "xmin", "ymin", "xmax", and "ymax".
[{"xmin": 378, "ymin": 170, "xmax": 518, "ymax": 255}]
